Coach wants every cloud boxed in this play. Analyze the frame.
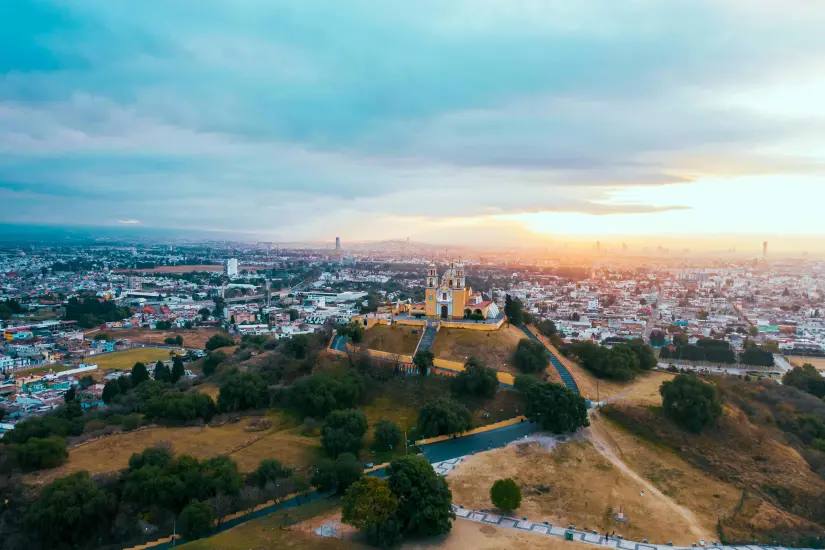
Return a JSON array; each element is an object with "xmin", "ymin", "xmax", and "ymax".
[
  {"xmin": 1, "ymin": 0, "xmax": 824, "ymax": 241},
  {"xmin": 117, "ymin": 219, "xmax": 140, "ymax": 225}
]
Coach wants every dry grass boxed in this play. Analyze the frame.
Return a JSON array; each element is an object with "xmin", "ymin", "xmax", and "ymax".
[
  {"xmin": 25, "ymin": 416, "xmax": 320, "ymax": 486},
  {"xmin": 359, "ymin": 324, "xmax": 422, "ymax": 356},
  {"xmin": 788, "ymin": 356, "xmax": 825, "ymax": 371},
  {"xmin": 448, "ymin": 438, "xmax": 721, "ymax": 545},
  {"xmin": 109, "ymin": 328, "xmax": 225, "ymax": 349},
  {"xmin": 431, "ymin": 325, "xmax": 525, "ymax": 374},
  {"xmin": 194, "ymin": 382, "xmax": 221, "ymax": 400},
  {"xmin": 91, "ymin": 348, "xmax": 182, "ymax": 371}
]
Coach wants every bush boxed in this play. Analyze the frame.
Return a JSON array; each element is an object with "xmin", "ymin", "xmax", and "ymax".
[
  {"xmin": 512, "ymin": 339, "xmax": 548, "ymax": 374},
  {"xmin": 322, "ymin": 409, "xmax": 368, "ymax": 457},
  {"xmin": 179, "ymin": 500, "xmax": 214, "ymax": 539},
  {"xmin": 312, "ymin": 452, "xmax": 363, "ymax": 494},
  {"xmin": 13, "ymin": 437, "xmax": 68, "ymax": 471},
  {"xmin": 201, "ymin": 350, "xmax": 227, "ymax": 377},
  {"xmin": 122, "ymin": 414, "xmax": 142, "ymax": 431},
  {"xmin": 660, "ymin": 374, "xmax": 722, "ymax": 433},
  {"xmin": 251, "ymin": 458, "xmax": 292, "ymax": 488},
  {"xmin": 569, "ymin": 340, "xmax": 655, "ymax": 381},
  {"xmin": 490, "ymin": 478, "xmax": 521, "ymax": 512},
  {"xmin": 516, "ymin": 376, "xmax": 589, "ymax": 433},
  {"xmin": 217, "ymin": 372, "xmax": 270, "ymax": 412},
  {"xmin": 205, "ymin": 333, "xmax": 235, "ymax": 351},
  {"xmin": 142, "ymin": 392, "xmax": 216, "ymax": 424},
  {"xmin": 374, "ymin": 419, "xmax": 402, "ymax": 453},
  {"xmin": 783, "ymin": 365, "xmax": 825, "ymax": 399},
  {"xmin": 452, "ymin": 356, "xmax": 498, "ymax": 398},
  {"xmin": 417, "ymin": 398, "xmax": 472, "ymax": 438},
  {"xmin": 289, "ymin": 373, "xmax": 366, "ymax": 418}
]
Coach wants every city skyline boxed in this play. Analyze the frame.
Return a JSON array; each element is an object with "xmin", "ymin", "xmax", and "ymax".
[{"xmin": 2, "ymin": 1, "xmax": 825, "ymax": 249}]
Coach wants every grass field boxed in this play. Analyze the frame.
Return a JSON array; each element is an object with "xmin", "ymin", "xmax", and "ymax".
[
  {"xmin": 788, "ymin": 356, "xmax": 825, "ymax": 371},
  {"xmin": 26, "ymin": 415, "xmax": 320, "ymax": 486},
  {"xmin": 14, "ymin": 364, "xmax": 74, "ymax": 376},
  {"xmin": 359, "ymin": 324, "xmax": 422, "ymax": 356},
  {"xmin": 91, "ymin": 348, "xmax": 181, "ymax": 371},
  {"xmin": 106, "ymin": 328, "xmax": 226, "ymax": 349},
  {"xmin": 430, "ymin": 325, "xmax": 525, "ymax": 374}
]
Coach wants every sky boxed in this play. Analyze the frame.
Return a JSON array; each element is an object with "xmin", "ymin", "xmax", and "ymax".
[{"xmin": 1, "ymin": 1, "xmax": 824, "ymax": 251}]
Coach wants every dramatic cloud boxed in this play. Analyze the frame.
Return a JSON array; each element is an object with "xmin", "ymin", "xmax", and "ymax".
[{"xmin": 1, "ymin": 0, "xmax": 824, "ymax": 242}]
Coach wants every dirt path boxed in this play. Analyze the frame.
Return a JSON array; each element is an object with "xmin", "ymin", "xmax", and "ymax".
[{"xmin": 586, "ymin": 415, "xmax": 712, "ymax": 542}]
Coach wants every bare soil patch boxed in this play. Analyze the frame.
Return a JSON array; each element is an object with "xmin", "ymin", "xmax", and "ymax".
[
  {"xmin": 431, "ymin": 325, "xmax": 525, "ymax": 375},
  {"xmin": 109, "ymin": 328, "xmax": 224, "ymax": 349},
  {"xmin": 359, "ymin": 324, "xmax": 422, "ymax": 356},
  {"xmin": 788, "ymin": 356, "xmax": 825, "ymax": 371}
]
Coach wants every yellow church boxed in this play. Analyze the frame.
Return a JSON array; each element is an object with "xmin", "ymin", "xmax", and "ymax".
[{"xmin": 424, "ymin": 261, "xmax": 499, "ymax": 320}]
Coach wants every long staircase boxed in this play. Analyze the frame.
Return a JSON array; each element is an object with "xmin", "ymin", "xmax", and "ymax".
[
  {"xmin": 330, "ymin": 334, "xmax": 349, "ymax": 352},
  {"xmin": 416, "ymin": 324, "xmax": 439, "ymax": 355},
  {"xmin": 517, "ymin": 324, "xmax": 580, "ymax": 394}
]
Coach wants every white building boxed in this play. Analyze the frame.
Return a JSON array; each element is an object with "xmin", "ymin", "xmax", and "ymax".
[{"xmin": 225, "ymin": 258, "xmax": 239, "ymax": 277}]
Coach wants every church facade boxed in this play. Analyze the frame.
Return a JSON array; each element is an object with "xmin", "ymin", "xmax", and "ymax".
[{"xmin": 424, "ymin": 261, "xmax": 499, "ymax": 320}]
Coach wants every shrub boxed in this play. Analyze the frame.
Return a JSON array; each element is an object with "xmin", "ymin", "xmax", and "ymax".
[
  {"xmin": 312, "ymin": 452, "xmax": 363, "ymax": 494},
  {"xmin": 217, "ymin": 372, "xmax": 270, "ymax": 412},
  {"xmin": 289, "ymin": 373, "xmax": 366, "ymax": 417},
  {"xmin": 179, "ymin": 500, "xmax": 214, "ymax": 539},
  {"xmin": 205, "ymin": 333, "xmax": 235, "ymax": 351},
  {"xmin": 660, "ymin": 374, "xmax": 722, "ymax": 433},
  {"xmin": 13, "ymin": 437, "xmax": 68, "ymax": 471},
  {"xmin": 322, "ymin": 409, "xmax": 368, "ymax": 457},
  {"xmin": 490, "ymin": 478, "xmax": 521, "ymax": 512},
  {"xmin": 122, "ymin": 414, "xmax": 142, "ymax": 431},
  {"xmin": 417, "ymin": 398, "xmax": 472, "ymax": 438},
  {"xmin": 251, "ymin": 458, "xmax": 293, "ymax": 488},
  {"xmin": 374, "ymin": 419, "xmax": 402, "ymax": 453}
]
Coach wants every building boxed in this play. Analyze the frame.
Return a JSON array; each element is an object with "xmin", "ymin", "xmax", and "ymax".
[
  {"xmin": 335, "ymin": 236, "xmax": 341, "ymax": 250},
  {"xmin": 424, "ymin": 261, "xmax": 499, "ymax": 319},
  {"xmin": 224, "ymin": 258, "xmax": 239, "ymax": 277}
]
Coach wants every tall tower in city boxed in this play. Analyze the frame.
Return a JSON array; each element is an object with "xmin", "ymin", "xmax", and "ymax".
[
  {"xmin": 335, "ymin": 236, "xmax": 341, "ymax": 250},
  {"xmin": 762, "ymin": 241, "xmax": 768, "ymax": 258},
  {"xmin": 224, "ymin": 258, "xmax": 238, "ymax": 277}
]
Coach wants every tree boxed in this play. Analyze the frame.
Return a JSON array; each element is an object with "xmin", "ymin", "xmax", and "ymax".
[
  {"xmin": 0, "ymin": 302, "xmax": 12, "ymax": 320},
  {"xmin": 201, "ymin": 350, "xmax": 226, "ymax": 377},
  {"xmin": 289, "ymin": 373, "xmax": 366, "ymax": 418},
  {"xmin": 783, "ymin": 365, "xmax": 825, "ymax": 399},
  {"xmin": 452, "ymin": 356, "xmax": 498, "ymax": 398},
  {"xmin": 322, "ymin": 409, "xmax": 368, "ymax": 457},
  {"xmin": 649, "ymin": 330, "xmax": 666, "ymax": 347},
  {"xmin": 504, "ymin": 295, "xmax": 523, "ymax": 324},
  {"xmin": 13, "ymin": 437, "xmax": 68, "ymax": 471},
  {"xmin": 26, "ymin": 471, "xmax": 115, "ymax": 547},
  {"xmin": 218, "ymin": 372, "xmax": 270, "ymax": 412},
  {"xmin": 102, "ymin": 380, "xmax": 121, "ymax": 404},
  {"xmin": 512, "ymin": 339, "xmax": 548, "ymax": 374},
  {"xmin": 537, "ymin": 319, "xmax": 557, "ymax": 338},
  {"xmin": 412, "ymin": 349, "xmax": 434, "ymax": 376},
  {"xmin": 205, "ymin": 333, "xmax": 235, "ymax": 350},
  {"xmin": 171, "ymin": 355, "xmax": 186, "ymax": 383},
  {"xmin": 337, "ymin": 322, "xmax": 365, "ymax": 344},
  {"xmin": 63, "ymin": 385, "xmax": 76, "ymax": 403},
  {"xmin": 131, "ymin": 362, "xmax": 150, "ymax": 386},
  {"xmin": 154, "ymin": 360, "xmax": 171, "ymax": 382},
  {"xmin": 199, "ymin": 307, "xmax": 211, "ymax": 321},
  {"xmin": 179, "ymin": 500, "xmax": 214, "ymax": 539},
  {"xmin": 516, "ymin": 376, "xmax": 589, "ymax": 433},
  {"xmin": 374, "ymin": 419, "xmax": 402, "ymax": 453},
  {"xmin": 387, "ymin": 455, "xmax": 454, "ymax": 537},
  {"xmin": 490, "ymin": 478, "xmax": 521, "ymax": 513},
  {"xmin": 251, "ymin": 458, "xmax": 292, "ymax": 488},
  {"xmin": 288, "ymin": 308, "xmax": 300, "ymax": 321},
  {"xmin": 312, "ymin": 452, "xmax": 363, "ymax": 494},
  {"xmin": 417, "ymin": 398, "xmax": 472, "ymax": 438},
  {"xmin": 342, "ymin": 477, "xmax": 402, "ymax": 548},
  {"xmin": 129, "ymin": 444, "xmax": 173, "ymax": 471},
  {"xmin": 660, "ymin": 374, "xmax": 722, "ymax": 433}
]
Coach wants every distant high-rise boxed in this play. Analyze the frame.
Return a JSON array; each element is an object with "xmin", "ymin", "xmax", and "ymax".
[
  {"xmin": 335, "ymin": 236, "xmax": 341, "ymax": 250},
  {"xmin": 596, "ymin": 241, "xmax": 601, "ymax": 252},
  {"xmin": 762, "ymin": 241, "xmax": 768, "ymax": 258},
  {"xmin": 224, "ymin": 258, "xmax": 238, "ymax": 277}
]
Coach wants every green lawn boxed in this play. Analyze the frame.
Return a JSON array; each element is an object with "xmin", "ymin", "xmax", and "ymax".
[
  {"xmin": 15, "ymin": 364, "xmax": 74, "ymax": 376},
  {"xmin": 92, "ymin": 348, "xmax": 181, "ymax": 371}
]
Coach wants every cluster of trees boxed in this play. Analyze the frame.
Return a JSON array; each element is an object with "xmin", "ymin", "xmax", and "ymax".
[
  {"xmin": 288, "ymin": 372, "xmax": 367, "ymax": 417},
  {"xmin": 342, "ymin": 455, "xmax": 454, "ymax": 547},
  {"xmin": 536, "ymin": 319, "xmax": 557, "ymax": 338},
  {"xmin": 504, "ymin": 295, "xmax": 524, "ymax": 324},
  {"xmin": 660, "ymin": 339, "xmax": 737, "ymax": 364},
  {"xmin": 65, "ymin": 296, "xmax": 132, "ymax": 328},
  {"xmin": 336, "ymin": 321, "xmax": 365, "ymax": 343},
  {"xmin": 660, "ymin": 374, "xmax": 722, "ymax": 433},
  {"xmin": 0, "ymin": 298, "xmax": 22, "ymax": 320},
  {"xmin": 784, "ymin": 364, "xmax": 825, "ymax": 399},
  {"xmin": 164, "ymin": 334, "xmax": 184, "ymax": 346},
  {"xmin": 512, "ymin": 339, "xmax": 548, "ymax": 374},
  {"xmin": 205, "ymin": 333, "xmax": 235, "ymax": 351},
  {"xmin": 740, "ymin": 346, "xmax": 775, "ymax": 367},
  {"xmin": 217, "ymin": 371, "xmax": 270, "ymax": 412},
  {"xmin": 568, "ymin": 339, "xmax": 656, "ymax": 381},
  {"xmin": 417, "ymin": 398, "xmax": 473, "ymax": 438},
  {"xmin": 515, "ymin": 376, "xmax": 589, "ymax": 432},
  {"xmin": 451, "ymin": 356, "xmax": 498, "ymax": 398}
]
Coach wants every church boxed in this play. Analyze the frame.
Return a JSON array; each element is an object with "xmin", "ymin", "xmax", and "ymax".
[{"xmin": 424, "ymin": 261, "xmax": 500, "ymax": 320}]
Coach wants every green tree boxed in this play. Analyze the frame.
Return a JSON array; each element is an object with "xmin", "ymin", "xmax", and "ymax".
[
  {"xmin": 102, "ymin": 380, "xmax": 121, "ymax": 403},
  {"xmin": 0, "ymin": 302, "xmax": 12, "ymax": 320},
  {"xmin": 26, "ymin": 471, "xmax": 115, "ymax": 547},
  {"xmin": 452, "ymin": 356, "xmax": 498, "ymax": 397},
  {"xmin": 342, "ymin": 476, "xmax": 402, "ymax": 548},
  {"xmin": 490, "ymin": 478, "xmax": 521, "ymax": 512},
  {"xmin": 171, "ymin": 354, "xmax": 186, "ymax": 382},
  {"xmin": 205, "ymin": 333, "xmax": 235, "ymax": 350},
  {"xmin": 218, "ymin": 372, "xmax": 270, "ymax": 412},
  {"xmin": 198, "ymin": 307, "xmax": 211, "ymax": 321},
  {"xmin": 322, "ymin": 409, "xmax": 368, "ymax": 457},
  {"xmin": 312, "ymin": 452, "xmax": 363, "ymax": 494},
  {"xmin": 660, "ymin": 374, "xmax": 722, "ymax": 433},
  {"xmin": 131, "ymin": 362, "xmax": 150, "ymax": 386},
  {"xmin": 288, "ymin": 308, "xmax": 300, "ymax": 321},
  {"xmin": 374, "ymin": 419, "xmax": 402, "ymax": 453},
  {"xmin": 179, "ymin": 500, "xmax": 214, "ymax": 539},
  {"xmin": 504, "ymin": 294, "xmax": 523, "ymax": 324},
  {"xmin": 512, "ymin": 339, "xmax": 548, "ymax": 374},
  {"xmin": 783, "ymin": 364, "xmax": 825, "ymax": 398},
  {"xmin": 154, "ymin": 360, "xmax": 171, "ymax": 382},
  {"xmin": 13, "ymin": 437, "xmax": 68, "ymax": 471},
  {"xmin": 251, "ymin": 458, "xmax": 292, "ymax": 488},
  {"xmin": 288, "ymin": 373, "xmax": 366, "ymax": 417},
  {"xmin": 128, "ymin": 445, "xmax": 173, "ymax": 471},
  {"xmin": 537, "ymin": 319, "xmax": 557, "ymax": 338},
  {"xmin": 387, "ymin": 455, "xmax": 454, "ymax": 537},
  {"xmin": 417, "ymin": 398, "xmax": 472, "ymax": 438},
  {"xmin": 516, "ymin": 376, "xmax": 589, "ymax": 433},
  {"xmin": 412, "ymin": 349, "xmax": 434, "ymax": 376},
  {"xmin": 63, "ymin": 385, "xmax": 76, "ymax": 403},
  {"xmin": 201, "ymin": 350, "xmax": 226, "ymax": 377}
]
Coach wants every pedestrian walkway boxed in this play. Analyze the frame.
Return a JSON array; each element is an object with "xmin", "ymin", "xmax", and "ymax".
[
  {"xmin": 452, "ymin": 505, "xmax": 816, "ymax": 550},
  {"xmin": 517, "ymin": 324, "xmax": 580, "ymax": 394},
  {"xmin": 420, "ymin": 420, "xmax": 537, "ymax": 463},
  {"xmin": 416, "ymin": 324, "xmax": 439, "ymax": 353},
  {"xmin": 330, "ymin": 334, "xmax": 349, "ymax": 351}
]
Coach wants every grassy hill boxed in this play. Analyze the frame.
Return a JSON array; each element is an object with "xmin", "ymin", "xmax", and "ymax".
[{"xmin": 431, "ymin": 325, "xmax": 525, "ymax": 374}]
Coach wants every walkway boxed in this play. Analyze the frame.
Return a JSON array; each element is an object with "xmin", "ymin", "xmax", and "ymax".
[
  {"xmin": 330, "ymin": 334, "xmax": 349, "ymax": 352},
  {"xmin": 417, "ymin": 324, "xmax": 439, "ymax": 353},
  {"xmin": 420, "ymin": 420, "xmax": 537, "ymax": 463},
  {"xmin": 517, "ymin": 324, "xmax": 580, "ymax": 394}
]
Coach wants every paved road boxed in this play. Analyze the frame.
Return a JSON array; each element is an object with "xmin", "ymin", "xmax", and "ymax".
[{"xmin": 420, "ymin": 421, "xmax": 537, "ymax": 463}]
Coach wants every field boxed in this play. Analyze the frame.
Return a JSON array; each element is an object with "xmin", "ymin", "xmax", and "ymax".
[
  {"xmin": 90, "ymin": 348, "xmax": 182, "ymax": 371},
  {"xmin": 14, "ymin": 364, "xmax": 74, "ymax": 376},
  {"xmin": 114, "ymin": 265, "xmax": 265, "ymax": 274},
  {"xmin": 359, "ymin": 324, "xmax": 422, "ymax": 356},
  {"xmin": 26, "ymin": 416, "xmax": 321, "ymax": 486},
  {"xmin": 106, "ymin": 327, "xmax": 226, "ymax": 349},
  {"xmin": 788, "ymin": 356, "xmax": 825, "ymax": 371},
  {"xmin": 430, "ymin": 325, "xmax": 525, "ymax": 374}
]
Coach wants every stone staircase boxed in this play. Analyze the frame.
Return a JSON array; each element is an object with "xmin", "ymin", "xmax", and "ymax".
[
  {"xmin": 415, "ymin": 324, "xmax": 439, "ymax": 355},
  {"xmin": 517, "ymin": 324, "xmax": 580, "ymax": 394}
]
